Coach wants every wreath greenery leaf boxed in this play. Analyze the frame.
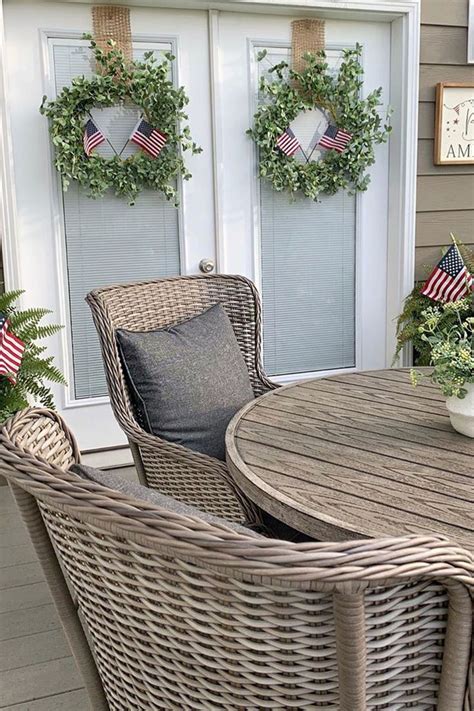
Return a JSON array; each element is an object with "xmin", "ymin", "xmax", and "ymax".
[
  {"xmin": 40, "ymin": 37, "xmax": 201, "ymax": 205},
  {"xmin": 248, "ymin": 45, "xmax": 392, "ymax": 199}
]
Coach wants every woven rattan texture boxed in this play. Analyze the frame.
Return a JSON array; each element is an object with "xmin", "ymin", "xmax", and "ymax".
[
  {"xmin": 86, "ymin": 275, "xmax": 277, "ymax": 524},
  {"xmin": 1, "ymin": 408, "xmax": 473, "ymax": 710},
  {"xmin": 92, "ymin": 5, "xmax": 132, "ymax": 64},
  {"xmin": 291, "ymin": 19, "xmax": 326, "ymax": 74}
]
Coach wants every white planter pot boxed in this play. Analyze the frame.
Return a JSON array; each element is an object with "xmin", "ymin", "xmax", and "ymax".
[{"xmin": 446, "ymin": 382, "xmax": 474, "ymax": 438}]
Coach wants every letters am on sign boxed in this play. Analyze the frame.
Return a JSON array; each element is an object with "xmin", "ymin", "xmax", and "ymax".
[{"xmin": 434, "ymin": 82, "xmax": 474, "ymax": 165}]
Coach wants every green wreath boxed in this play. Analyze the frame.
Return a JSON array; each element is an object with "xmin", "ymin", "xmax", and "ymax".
[
  {"xmin": 248, "ymin": 45, "xmax": 391, "ymax": 199},
  {"xmin": 40, "ymin": 37, "xmax": 201, "ymax": 205}
]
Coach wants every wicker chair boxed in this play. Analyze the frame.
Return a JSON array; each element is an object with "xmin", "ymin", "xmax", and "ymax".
[
  {"xmin": 86, "ymin": 274, "xmax": 276, "ymax": 525},
  {"xmin": 1, "ymin": 408, "xmax": 473, "ymax": 711}
]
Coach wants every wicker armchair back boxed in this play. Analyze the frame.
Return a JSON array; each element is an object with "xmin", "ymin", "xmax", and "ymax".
[
  {"xmin": 1, "ymin": 408, "xmax": 472, "ymax": 711},
  {"xmin": 86, "ymin": 274, "xmax": 276, "ymax": 523}
]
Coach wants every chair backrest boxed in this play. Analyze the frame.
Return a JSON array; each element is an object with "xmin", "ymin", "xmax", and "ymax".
[
  {"xmin": 86, "ymin": 274, "xmax": 271, "ymax": 434},
  {"xmin": 1, "ymin": 408, "xmax": 473, "ymax": 711}
]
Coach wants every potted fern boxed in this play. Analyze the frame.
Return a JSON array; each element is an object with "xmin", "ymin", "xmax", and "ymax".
[{"xmin": 0, "ymin": 290, "xmax": 66, "ymax": 423}]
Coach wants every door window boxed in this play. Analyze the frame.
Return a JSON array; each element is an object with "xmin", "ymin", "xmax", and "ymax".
[
  {"xmin": 51, "ymin": 39, "xmax": 182, "ymax": 400},
  {"xmin": 256, "ymin": 46, "xmax": 356, "ymax": 377}
]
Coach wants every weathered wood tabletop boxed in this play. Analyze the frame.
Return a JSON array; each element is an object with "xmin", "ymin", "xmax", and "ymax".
[{"xmin": 226, "ymin": 368, "xmax": 474, "ymax": 551}]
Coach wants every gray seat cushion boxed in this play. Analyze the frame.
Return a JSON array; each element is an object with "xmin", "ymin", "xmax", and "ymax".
[
  {"xmin": 70, "ymin": 463, "xmax": 262, "ymax": 538},
  {"xmin": 116, "ymin": 303, "xmax": 255, "ymax": 461}
]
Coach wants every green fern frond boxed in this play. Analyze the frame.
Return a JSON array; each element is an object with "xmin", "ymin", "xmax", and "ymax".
[
  {"xmin": 0, "ymin": 291, "xmax": 65, "ymax": 422},
  {"xmin": 33, "ymin": 324, "xmax": 64, "ymax": 339},
  {"xmin": 0, "ymin": 290, "xmax": 25, "ymax": 314}
]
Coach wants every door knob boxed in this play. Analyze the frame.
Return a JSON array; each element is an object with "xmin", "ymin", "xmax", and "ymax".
[{"xmin": 199, "ymin": 258, "xmax": 215, "ymax": 273}]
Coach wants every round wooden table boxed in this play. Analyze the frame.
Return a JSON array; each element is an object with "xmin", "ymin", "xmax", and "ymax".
[{"xmin": 226, "ymin": 368, "xmax": 474, "ymax": 551}]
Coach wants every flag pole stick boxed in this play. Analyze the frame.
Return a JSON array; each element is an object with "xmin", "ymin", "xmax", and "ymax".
[{"xmin": 450, "ymin": 232, "xmax": 459, "ymax": 248}]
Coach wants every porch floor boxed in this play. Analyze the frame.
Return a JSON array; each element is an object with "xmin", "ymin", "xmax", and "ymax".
[{"xmin": 0, "ymin": 467, "xmax": 136, "ymax": 710}]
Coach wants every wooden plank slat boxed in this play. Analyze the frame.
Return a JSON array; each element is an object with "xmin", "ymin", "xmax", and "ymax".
[
  {"xmin": 277, "ymin": 385, "xmax": 453, "ymax": 433},
  {"xmin": 0, "ymin": 657, "xmax": 83, "ymax": 707},
  {"xmin": 1, "ymin": 689, "xmax": 90, "ymax": 711},
  {"xmin": 419, "ymin": 66, "xmax": 474, "ymax": 102},
  {"xmin": 417, "ymin": 175, "xmax": 474, "ymax": 212},
  {"xmin": 418, "ymin": 102, "xmax": 435, "ymax": 139},
  {"xmin": 0, "ymin": 582, "xmax": 51, "ymax": 614},
  {"xmin": 0, "ymin": 526, "xmax": 31, "ymax": 548},
  {"xmin": 0, "ymin": 604, "xmax": 60, "ymax": 642},
  {"xmin": 416, "ymin": 245, "xmax": 449, "ymax": 280},
  {"xmin": 416, "ymin": 210, "xmax": 474, "ymax": 246},
  {"xmin": 0, "ymin": 561, "xmax": 43, "ymax": 590},
  {"xmin": 420, "ymin": 25, "xmax": 468, "ymax": 64},
  {"xmin": 235, "ymin": 440, "xmax": 472, "ymax": 546},
  {"xmin": 421, "ymin": 0, "xmax": 468, "ymax": 27},
  {"xmin": 261, "ymin": 391, "xmax": 474, "ymax": 457},
  {"xmin": 301, "ymin": 378, "xmax": 447, "ymax": 413},
  {"xmin": 325, "ymin": 371, "xmax": 441, "ymax": 397},
  {"xmin": 0, "ymin": 629, "xmax": 70, "ymax": 672},
  {"xmin": 259, "ymin": 397, "xmax": 474, "ymax": 475},
  {"xmin": 0, "ymin": 543, "xmax": 37, "ymax": 568},
  {"xmin": 418, "ymin": 140, "xmax": 474, "ymax": 175},
  {"xmin": 360, "ymin": 368, "xmax": 439, "ymax": 388},
  {"xmin": 226, "ymin": 370, "xmax": 474, "ymax": 552},
  {"xmin": 237, "ymin": 417, "xmax": 474, "ymax": 515}
]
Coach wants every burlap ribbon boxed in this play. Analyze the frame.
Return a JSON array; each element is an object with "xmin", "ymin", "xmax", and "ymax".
[
  {"xmin": 92, "ymin": 5, "xmax": 132, "ymax": 65},
  {"xmin": 291, "ymin": 19, "xmax": 325, "ymax": 74}
]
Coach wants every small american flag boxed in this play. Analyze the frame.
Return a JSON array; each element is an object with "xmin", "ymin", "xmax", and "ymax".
[
  {"xmin": 276, "ymin": 128, "xmax": 301, "ymax": 156},
  {"xmin": 0, "ymin": 314, "xmax": 25, "ymax": 384},
  {"xmin": 421, "ymin": 244, "xmax": 473, "ymax": 302},
  {"xmin": 318, "ymin": 125, "xmax": 352, "ymax": 153},
  {"xmin": 130, "ymin": 119, "xmax": 167, "ymax": 158},
  {"xmin": 83, "ymin": 119, "xmax": 105, "ymax": 157}
]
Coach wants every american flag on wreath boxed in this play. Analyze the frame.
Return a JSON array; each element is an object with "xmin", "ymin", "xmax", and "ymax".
[
  {"xmin": 130, "ymin": 119, "xmax": 167, "ymax": 158},
  {"xmin": 83, "ymin": 119, "xmax": 105, "ymax": 157},
  {"xmin": 0, "ymin": 314, "xmax": 25, "ymax": 384},
  {"xmin": 318, "ymin": 125, "xmax": 352, "ymax": 153},
  {"xmin": 276, "ymin": 127, "xmax": 301, "ymax": 156},
  {"xmin": 421, "ymin": 244, "xmax": 473, "ymax": 302}
]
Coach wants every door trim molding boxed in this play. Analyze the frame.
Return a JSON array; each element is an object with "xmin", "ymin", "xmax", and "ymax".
[{"xmin": 0, "ymin": 4, "xmax": 21, "ymax": 293}]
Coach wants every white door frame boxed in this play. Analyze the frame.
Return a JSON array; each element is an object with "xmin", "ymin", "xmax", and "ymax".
[{"xmin": 1, "ymin": 0, "xmax": 419, "ymax": 372}]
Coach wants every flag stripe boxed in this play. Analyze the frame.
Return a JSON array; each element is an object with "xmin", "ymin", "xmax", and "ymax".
[
  {"xmin": 130, "ymin": 120, "xmax": 167, "ymax": 158},
  {"xmin": 0, "ymin": 315, "xmax": 25, "ymax": 384},
  {"xmin": 430, "ymin": 271, "xmax": 452, "ymax": 301},
  {"xmin": 443, "ymin": 268, "xmax": 466, "ymax": 301},
  {"xmin": 422, "ymin": 270, "xmax": 448, "ymax": 299},
  {"xmin": 276, "ymin": 129, "xmax": 300, "ymax": 156}
]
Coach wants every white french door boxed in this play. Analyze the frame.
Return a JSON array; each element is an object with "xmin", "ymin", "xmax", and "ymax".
[
  {"xmin": 3, "ymin": 1, "xmax": 394, "ymax": 454},
  {"xmin": 217, "ymin": 12, "xmax": 390, "ymax": 381}
]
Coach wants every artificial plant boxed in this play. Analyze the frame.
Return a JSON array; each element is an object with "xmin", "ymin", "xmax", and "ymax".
[
  {"xmin": 0, "ymin": 291, "xmax": 65, "ymax": 423},
  {"xmin": 395, "ymin": 241, "xmax": 474, "ymax": 365},
  {"xmin": 248, "ymin": 45, "xmax": 391, "ymax": 199},
  {"xmin": 40, "ymin": 37, "xmax": 201, "ymax": 204}
]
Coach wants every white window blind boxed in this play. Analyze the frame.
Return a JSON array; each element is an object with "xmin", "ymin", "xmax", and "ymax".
[
  {"xmin": 256, "ymin": 46, "xmax": 356, "ymax": 376},
  {"xmin": 52, "ymin": 41, "xmax": 181, "ymax": 400}
]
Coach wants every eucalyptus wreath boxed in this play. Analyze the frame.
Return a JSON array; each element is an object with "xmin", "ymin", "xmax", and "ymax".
[
  {"xmin": 40, "ymin": 37, "xmax": 201, "ymax": 204},
  {"xmin": 248, "ymin": 45, "xmax": 391, "ymax": 199}
]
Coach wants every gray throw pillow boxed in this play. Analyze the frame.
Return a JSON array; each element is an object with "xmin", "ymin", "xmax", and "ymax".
[
  {"xmin": 116, "ymin": 303, "xmax": 254, "ymax": 461},
  {"xmin": 70, "ymin": 463, "xmax": 262, "ymax": 538}
]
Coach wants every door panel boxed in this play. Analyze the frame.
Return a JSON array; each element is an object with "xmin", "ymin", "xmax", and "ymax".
[
  {"xmin": 52, "ymin": 39, "xmax": 181, "ymax": 401},
  {"xmin": 217, "ymin": 13, "xmax": 391, "ymax": 379},
  {"xmin": 4, "ymin": 2, "xmax": 214, "ymax": 451}
]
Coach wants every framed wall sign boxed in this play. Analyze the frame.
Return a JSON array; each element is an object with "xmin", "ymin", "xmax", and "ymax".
[{"xmin": 434, "ymin": 82, "xmax": 474, "ymax": 165}]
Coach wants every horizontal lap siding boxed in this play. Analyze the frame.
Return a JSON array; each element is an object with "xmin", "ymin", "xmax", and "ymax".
[{"xmin": 415, "ymin": 0, "xmax": 474, "ymax": 280}]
